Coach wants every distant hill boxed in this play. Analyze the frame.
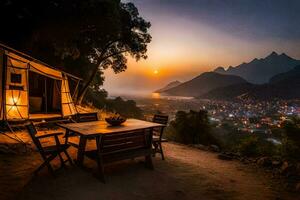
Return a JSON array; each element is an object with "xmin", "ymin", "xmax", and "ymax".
[
  {"xmin": 161, "ymin": 72, "xmax": 247, "ymax": 97},
  {"xmin": 201, "ymin": 65, "xmax": 300, "ymax": 100},
  {"xmin": 269, "ymin": 65, "xmax": 300, "ymax": 84},
  {"xmin": 200, "ymin": 83, "xmax": 256, "ymax": 100},
  {"xmin": 214, "ymin": 52, "xmax": 300, "ymax": 84},
  {"xmin": 155, "ymin": 80, "xmax": 182, "ymax": 93}
]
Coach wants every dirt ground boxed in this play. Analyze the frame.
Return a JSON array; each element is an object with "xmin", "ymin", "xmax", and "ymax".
[{"xmin": 0, "ymin": 134, "xmax": 299, "ymax": 200}]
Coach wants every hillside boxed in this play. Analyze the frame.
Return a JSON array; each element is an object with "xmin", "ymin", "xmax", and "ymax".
[
  {"xmin": 214, "ymin": 52, "xmax": 300, "ymax": 84},
  {"xmin": 155, "ymin": 80, "xmax": 182, "ymax": 93},
  {"xmin": 269, "ymin": 65, "xmax": 300, "ymax": 84},
  {"xmin": 200, "ymin": 83, "xmax": 256, "ymax": 100},
  {"xmin": 201, "ymin": 65, "xmax": 300, "ymax": 100},
  {"xmin": 161, "ymin": 72, "xmax": 247, "ymax": 97}
]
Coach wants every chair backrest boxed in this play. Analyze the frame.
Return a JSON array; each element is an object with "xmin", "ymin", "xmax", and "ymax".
[
  {"xmin": 76, "ymin": 112, "xmax": 99, "ymax": 122},
  {"xmin": 97, "ymin": 129, "xmax": 151, "ymax": 155},
  {"xmin": 153, "ymin": 114, "xmax": 169, "ymax": 125},
  {"xmin": 25, "ymin": 122, "xmax": 44, "ymax": 154},
  {"xmin": 152, "ymin": 114, "xmax": 169, "ymax": 138}
]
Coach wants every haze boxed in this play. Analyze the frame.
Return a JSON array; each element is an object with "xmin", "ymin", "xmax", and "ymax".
[{"xmin": 104, "ymin": 0, "xmax": 300, "ymax": 96}]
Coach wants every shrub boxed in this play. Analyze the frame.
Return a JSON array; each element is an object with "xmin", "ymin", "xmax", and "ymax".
[
  {"xmin": 165, "ymin": 110, "xmax": 218, "ymax": 145},
  {"xmin": 280, "ymin": 117, "xmax": 300, "ymax": 161},
  {"xmin": 238, "ymin": 135, "xmax": 260, "ymax": 157},
  {"xmin": 85, "ymin": 89, "xmax": 143, "ymax": 118}
]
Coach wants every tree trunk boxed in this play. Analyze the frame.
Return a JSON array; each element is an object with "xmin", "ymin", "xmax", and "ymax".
[{"xmin": 76, "ymin": 64, "xmax": 100, "ymax": 105}]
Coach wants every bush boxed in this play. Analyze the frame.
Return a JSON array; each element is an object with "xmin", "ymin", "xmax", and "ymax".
[
  {"xmin": 237, "ymin": 135, "xmax": 279, "ymax": 157},
  {"xmin": 279, "ymin": 118, "xmax": 300, "ymax": 161},
  {"xmin": 238, "ymin": 135, "xmax": 260, "ymax": 157},
  {"xmin": 165, "ymin": 110, "xmax": 218, "ymax": 145},
  {"xmin": 85, "ymin": 89, "xmax": 143, "ymax": 118}
]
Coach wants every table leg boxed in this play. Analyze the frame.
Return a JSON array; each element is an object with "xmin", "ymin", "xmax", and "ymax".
[
  {"xmin": 76, "ymin": 136, "xmax": 87, "ymax": 166},
  {"xmin": 145, "ymin": 128, "xmax": 154, "ymax": 169}
]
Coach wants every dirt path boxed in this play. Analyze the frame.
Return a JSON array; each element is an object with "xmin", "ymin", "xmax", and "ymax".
[{"xmin": 1, "ymin": 142, "xmax": 298, "ymax": 200}]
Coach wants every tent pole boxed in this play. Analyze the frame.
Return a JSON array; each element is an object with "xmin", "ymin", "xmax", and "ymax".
[{"xmin": 45, "ymin": 78, "xmax": 47, "ymax": 114}]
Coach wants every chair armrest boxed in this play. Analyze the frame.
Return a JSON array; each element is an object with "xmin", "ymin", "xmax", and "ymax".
[{"xmin": 36, "ymin": 132, "xmax": 63, "ymax": 139}]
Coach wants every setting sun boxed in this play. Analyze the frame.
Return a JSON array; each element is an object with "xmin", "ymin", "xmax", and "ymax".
[{"xmin": 153, "ymin": 69, "xmax": 159, "ymax": 75}]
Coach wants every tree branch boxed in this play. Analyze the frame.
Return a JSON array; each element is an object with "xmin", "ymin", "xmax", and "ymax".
[{"xmin": 100, "ymin": 49, "xmax": 129, "ymax": 62}]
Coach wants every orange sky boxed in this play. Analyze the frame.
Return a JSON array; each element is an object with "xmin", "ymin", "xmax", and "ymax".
[{"xmin": 103, "ymin": 1, "xmax": 300, "ymax": 96}]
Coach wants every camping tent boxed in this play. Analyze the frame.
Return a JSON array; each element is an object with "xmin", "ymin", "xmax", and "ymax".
[{"xmin": 0, "ymin": 44, "xmax": 80, "ymax": 122}]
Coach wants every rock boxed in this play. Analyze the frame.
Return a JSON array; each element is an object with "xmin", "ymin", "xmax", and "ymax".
[
  {"xmin": 296, "ymin": 163, "xmax": 300, "ymax": 176},
  {"xmin": 296, "ymin": 182, "xmax": 300, "ymax": 192},
  {"xmin": 280, "ymin": 161, "xmax": 289, "ymax": 174},
  {"xmin": 257, "ymin": 157, "xmax": 272, "ymax": 167},
  {"xmin": 280, "ymin": 161, "xmax": 298, "ymax": 176},
  {"xmin": 221, "ymin": 152, "xmax": 240, "ymax": 160},
  {"xmin": 218, "ymin": 153, "xmax": 233, "ymax": 161},
  {"xmin": 248, "ymin": 158, "xmax": 257, "ymax": 163},
  {"xmin": 194, "ymin": 144, "xmax": 208, "ymax": 151},
  {"xmin": 242, "ymin": 158, "xmax": 251, "ymax": 164},
  {"xmin": 210, "ymin": 145, "xmax": 220, "ymax": 152},
  {"xmin": 272, "ymin": 160, "xmax": 281, "ymax": 167}
]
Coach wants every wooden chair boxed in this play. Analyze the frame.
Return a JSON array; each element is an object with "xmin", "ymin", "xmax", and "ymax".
[
  {"xmin": 85, "ymin": 129, "xmax": 154, "ymax": 183},
  {"xmin": 66, "ymin": 112, "xmax": 99, "ymax": 149},
  {"xmin": 76, "ymin": 112, "xmax": 99, "ymax": 122},
  {"xmin": 26, "ymin": 122, "xmax": 73, "ymax": 175},
  {"xmin": 152, "ymin": 114, "xmax": 169, "ymax": 160}
]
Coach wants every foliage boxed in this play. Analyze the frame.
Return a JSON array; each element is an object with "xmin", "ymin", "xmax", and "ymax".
[
  {"xmin": 238, "ymin": 135, "xmax": 260, "ymax": 157},
  {"xmin": 105, "ymin": 97, "xmax": 143, "ymax": 119},
  {"xmin": 217, "ymin": 116, "xmax": 300, "ymax": 160},
  {"xmin": 165, "ymin": 110, "xmax": 217, "ymax": 145},
  {"xmin": 237, "ymin": 135, "xmax": 278, "ymax": 157},
  {"xmin": 279, "ymin": 117, "xmax": 300, "ymax": 161},
  {"xmin": 0, "ymin": 0, "xmax": 151, "ymax": 103},
  {"xmin": 85, "ymin": 90, "xmax": 143, "ymax": 119}
]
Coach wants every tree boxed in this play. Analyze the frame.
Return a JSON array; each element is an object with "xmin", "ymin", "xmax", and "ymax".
[
  {"xmin": 168, "ymin": 110, "xmax": 215, "ymax": 145},
  {"xmin": 0, "ymin": 0, "xmax": 151, "ymax": 103}
]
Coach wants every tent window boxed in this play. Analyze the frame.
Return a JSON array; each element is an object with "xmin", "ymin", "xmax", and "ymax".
[
  {"xmin": 9, "ymin": 85, "xmax": 24, "ymax": 90},
  {"xmin": 11, "ymin": 73, "xmax": 22, "ymax": 83}
]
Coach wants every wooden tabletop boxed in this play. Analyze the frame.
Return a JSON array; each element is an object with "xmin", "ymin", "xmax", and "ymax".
[{"xmin": 59, "ymin": 119, "xmax": 165, "ymax": 136}]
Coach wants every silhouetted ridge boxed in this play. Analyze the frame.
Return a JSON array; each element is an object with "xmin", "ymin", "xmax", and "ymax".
[
  {"xmin": 202, "ymin": 65, "xmax": 300, "ymax": 100},
  {"xmin": 213, "ymin": 52, "xmax": 300, "ymax": 84},
  {"xmin": 161, "ymin": 72, "xmax": 247, "ymax": 97},
  {"xmin": 155, "ymin": 80, "xmax": 182, "ymax": 93}
]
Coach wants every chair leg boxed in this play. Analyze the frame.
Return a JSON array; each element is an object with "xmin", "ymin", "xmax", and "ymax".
[
  {"xmin": 58, "ymin": 153, "xmax": 65, "ymax": 168},
  {"xmin": 34, "ymin": 161, "xmax": 48, "ymax": 175},
  {"xmin": 159, "ymin": 142, "xmax": 165, "ymax": 160},
  {"xmin": 63, "ymin": 150, "xmax": 73, "ymax": 165},
  {"xmin": 152, "ymin": 142, "xmax": 158, "ymax": 157},
  {"xmin": 46, "ymin": 162, "xmax": 55, "ymax": 176},
  {"xmin": 35, "ymin": 154, "xmax": 56, "ymax": 176}
]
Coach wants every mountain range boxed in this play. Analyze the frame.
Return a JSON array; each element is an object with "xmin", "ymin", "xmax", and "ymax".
[
  {"xmin": 155, "ymin": 80, "xmax": 181, "ymax": 93},
  {"xmin": 157, "ymin": 72, "xmax": 247, "ymax": 97},
  {"xmin": 214, "ymin": 52, "xmax": 300, "ymax": 84},
  {"xmin": 201, "ymin": 65, "xmax": 300, "ymax": 100},
  {"xmin": 156, "ymin": 52, "xmax": 300, "ymax": 100}
]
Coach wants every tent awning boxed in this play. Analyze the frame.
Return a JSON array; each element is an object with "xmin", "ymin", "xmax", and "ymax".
[{"xmin": 6, "ymin": 52, "xmax": 63, "ymax": 80}]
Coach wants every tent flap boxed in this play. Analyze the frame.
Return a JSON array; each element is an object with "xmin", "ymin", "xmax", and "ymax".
[
  {"xmin": 30, "ymin": 62, "xmax": 62, "ymax": 80},
  {"xmin": 61, "ymin": 75, "xmax": 77, "ymax": 117},
  {"xmin": 0, "ymin": 50, "xmax": 4, "ymax": 120}
]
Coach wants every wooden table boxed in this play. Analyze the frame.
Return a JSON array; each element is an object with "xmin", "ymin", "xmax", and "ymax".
[{"xmin": 59, "ymin": 119, "xmax": 165, "ymax": 166}]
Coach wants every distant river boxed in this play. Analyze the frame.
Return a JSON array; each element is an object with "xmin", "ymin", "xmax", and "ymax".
[{"xmin": 151, "ymin": 93, "xmax": 194, "ymax": 100}]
